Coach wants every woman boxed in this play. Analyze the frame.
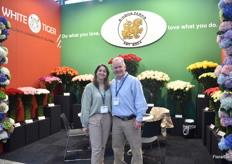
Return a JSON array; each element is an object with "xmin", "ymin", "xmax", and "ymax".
[{"xmin": 80, "ymin": 64, "xmax": 112, "ymax": 164}]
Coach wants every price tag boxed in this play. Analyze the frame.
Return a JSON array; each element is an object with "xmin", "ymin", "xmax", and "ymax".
[
  {"xmin": 48, "ymin": 103, "xmax": 55, "ymax": 107},
  {"xmin": 209, "ymin": 124, "xmax": 215, "ymax": 129},
  {"xmin": 38, "ymin": 116, "xmax": 46, "ymax": 120},
  {"xmin": 14, "ymin": 123, "xmax": 21, "ymax": 127},
  {"xmin": 63, "ymin": 93, "xmax": 70, "ymax": 96},
  {"xmin": 175, "ymin": 114, "xmax": 183, "ymax": 118},
  {"xmin": 204, "ymin": 107, "xmax": 209, "ymax": 111},
  {"xmin": 25, "ymin": 119, "xmax": 33, "ymax": 124},
  {"xmin": 147, "ymin": 104, "xmax": 154, "ymax": 107},
  {"xmin": 217, "ymin": 131, "xmax": 226, "ymax": 137},
  {"xmin": 198, "ymin": 94, "xmax": 205, "ymax": 98}
]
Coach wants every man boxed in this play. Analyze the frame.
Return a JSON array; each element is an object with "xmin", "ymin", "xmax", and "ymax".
[{"xmin": 110, "ymin": 57, "xmax": 148, "ymax": 164}]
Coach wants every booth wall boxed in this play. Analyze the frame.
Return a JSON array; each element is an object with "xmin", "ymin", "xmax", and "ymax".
[
  {"xmin": 61, "ymin": 0, "xmax": 221, "ymax": 118},
  {"xmin": 0, "ymin": 0, "xmax": 61, "ymax": 88}
]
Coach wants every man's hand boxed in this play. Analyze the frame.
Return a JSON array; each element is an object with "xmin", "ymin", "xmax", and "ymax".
[{"xmin": 134, "ymin": 120, "xmax": 142, "ymax": 129}]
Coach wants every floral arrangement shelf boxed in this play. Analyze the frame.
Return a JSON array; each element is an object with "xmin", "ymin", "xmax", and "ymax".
[
  {"xmin": 3, "ymin": 88, "xmax": 23, "ymax": 120},
  {"xmin": 72, "ymin": 74, "xmax": 94, "ymax": 99},
  {"xmin": 0, "ymin": 90, "xmax": 15, "ymax": 143},
  {"xmin": 35, "ymin": 89, "xmax": 50, "ymax": 117},
  {"xmin": 18, "ymin": 87, "xmax": 37, "ymax": 120},
  {"xmin": 39, "ymin": 76, "xmax": 61, "ymax": 104},
  {"xmin": 108, "ymin": 54, "xmax": 142, "ymax": 76},
  {"xmin": 166, "ymin": 80, "xmax": 195, "ymax": 115},
  {"xmin": 216, "ymin": 2, "xmax": 232, "ymax": 161},
  {"xmin": 137, "ymin": 70, "xmax": 170, "ymax": 105},
  {"xmin": 50, "ymin": 66, "xmax": 79, "ymax": 93}
]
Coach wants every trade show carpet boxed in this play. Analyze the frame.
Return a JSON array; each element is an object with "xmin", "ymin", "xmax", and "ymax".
[{"xmin": 0, "ymin": 129, "xmax": 214, "ymax": 164}]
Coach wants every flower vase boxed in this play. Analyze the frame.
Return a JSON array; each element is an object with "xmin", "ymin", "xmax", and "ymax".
[
  {"xmin": 35, "ymin": 94, "xmax": 46, "ymax": 117},
  {"xmin": 47, "ymin": 93, "xmax": 53, "ymax": 104},
  {"xmin": 149, "ymin": 92, "xmax": 156, "ymax": 106},
  {"xmin": 22, "ymin": 95, "xmax": 33, "ymax": 120},
  {"xmin": 8, "ymin": 95, "xmax": 19, "ymax": 120},
  {"xmin": 24, "ymin": 105, "xmax": 31, "ymax": 120},
  {"xmin": 37, "ymin": 105, "xmax": 44, "ymax": 117},
  {"xmin": 175, "ymin": 101, "xmax": 183, "ymax": 115},
  {"xmin": 63, "ymin": 83, "xmax": 67, "ymax": 93}
]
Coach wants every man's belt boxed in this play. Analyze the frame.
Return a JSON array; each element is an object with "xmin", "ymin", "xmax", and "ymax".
[{"xmin": 114, "ymin": 115, "xmax": 136, "ymax": 121}]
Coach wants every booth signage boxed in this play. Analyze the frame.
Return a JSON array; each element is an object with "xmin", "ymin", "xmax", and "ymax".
[{"xmin": 101, "ymin": 10, "xmax": 167, "ymax": 48}]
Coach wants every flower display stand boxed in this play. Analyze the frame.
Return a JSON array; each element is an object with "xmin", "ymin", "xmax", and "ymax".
[
  {"xmin": 211, "ymin": 131, "xmax": 230, "ymax": 164},
  {"xmin": 206, "ymin": 125, "xmax": 214, "ymax": 154},
  {"xmin": 38, "ymin": 118, "xmax": 51, "ymax": 139},
  {"xmin": 44, "ymin": 105, "xmax": 61, "ymax": 134},
  {"xmin": 25, "ymin": 120, "xmax": 39, "ymax": 145},
  {"xmin": 201, "ymin": 110, "xmax": 215, "ymax": 146},
  {"xmin": 73, "ymin": 104, "xmax": 82, "ymax": 128},
  {"xmin": 3, "ymin": 125, "xmax": 26, "ymax": 152},
  {"xmin": 196, "ymin": 95, "xmax": 209, "ymax": 138},
  {"xmin": 169, "ymin": 117, "xmax": 185, "ymax": 136},
  {"xmin": 54, "ymin": 94, "xmax": 75, "ymax": 124}
]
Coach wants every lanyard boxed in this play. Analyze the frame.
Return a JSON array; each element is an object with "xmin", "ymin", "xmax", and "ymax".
[
  {"xmin": 115, "ymin": 74, "xmax": 128, "ymax": 97},
  {"xmin": 98, "ymin": 87, "xmax": 106, "ymax": 105}
]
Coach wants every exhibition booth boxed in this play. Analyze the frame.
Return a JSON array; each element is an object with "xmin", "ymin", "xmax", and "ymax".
[{"xmin": 0, "ymin": 0, "xmax": 231, "ymax": 163}]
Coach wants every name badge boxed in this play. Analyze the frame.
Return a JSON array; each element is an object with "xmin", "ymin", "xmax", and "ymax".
[
  {"xmin": 113, "ymin": 97, "xmax": 120, "ymax": 105},
  {"xmin": 100, "ymin": 106, "xmax": 109, "ymax": 113}
]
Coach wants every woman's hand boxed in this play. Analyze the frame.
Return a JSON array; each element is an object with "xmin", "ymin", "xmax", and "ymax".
[{"xmin": 82, "ymin": 128, "xmax": 89, "ymax": 133}]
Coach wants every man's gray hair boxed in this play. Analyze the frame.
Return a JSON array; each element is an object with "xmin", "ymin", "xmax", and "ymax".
[{"xmin": 112, "ymin": 57, "xmax": 125, "ymax": 65}]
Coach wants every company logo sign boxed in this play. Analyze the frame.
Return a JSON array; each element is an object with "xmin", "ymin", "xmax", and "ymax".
[
  {"xmin": 1, "ymin": 6, "xmax": 57, "ymax": 35},
  {"xmin": 101, "ymin": 10, "xmax": 167, "ymax": 48},
  {"xmin": 28, "ymin": 14, "xmax": 41, "ymax": 33}
]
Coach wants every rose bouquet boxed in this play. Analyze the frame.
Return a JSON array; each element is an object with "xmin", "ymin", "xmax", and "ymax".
[
  {"xmin": 137, "ymin": 70, "xmax": 170, "ymax": 105},
  {"xmin": 108, "ymin": 54, "xmax": 142, "ymax": 76},
  {"xmin": 198, "ymin": 72, "xmax": 218, "ymax": 91},
  {"xmin": 72, "ymin": 74, "xmax": 94, "ymax": 96},
  {"xmin": 50, "ymin": 66, "xmax": 79, "ymax": 92},
  {"xmin": 35, "ymin": 88, "xmax": 50, "ymax": 117},
  {"xmin": 18, "ymin": 87, "xmax": 37, "ymax": 120},
  {"xmin": 166, "ymin": 80, "xmax": 195, "ymax": 114},
  {"xmin": 186, "ymin": 61, "xmax": 219, "ymax": 81},
  {"xmin": 4, "ymin": 88, "xmax": 24, "ymax": 120},
  {"xmin": 39, "ymin": 76, "xmax": 62, "ymax": 103},
  {"xmin": 204, "ymin": 87, "xmax": 225, "ymax": 130}
]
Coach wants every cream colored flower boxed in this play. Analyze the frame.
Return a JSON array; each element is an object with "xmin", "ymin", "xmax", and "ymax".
[
  {"xmin": 198, "ymin": 72, "xmax": 217, "ymax": 80},
  {"xmin": 72, "ymin": 74, "xmax": 94, "ymax": 82},
  {"xmin": 166, "ymin": 80, "xmax": 195, "ymax": 91}
]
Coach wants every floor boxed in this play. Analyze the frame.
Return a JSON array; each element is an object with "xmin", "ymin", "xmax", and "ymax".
[{"xmin": 0, "ymin": 129, "xmax": 216, "ymax": 164}]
